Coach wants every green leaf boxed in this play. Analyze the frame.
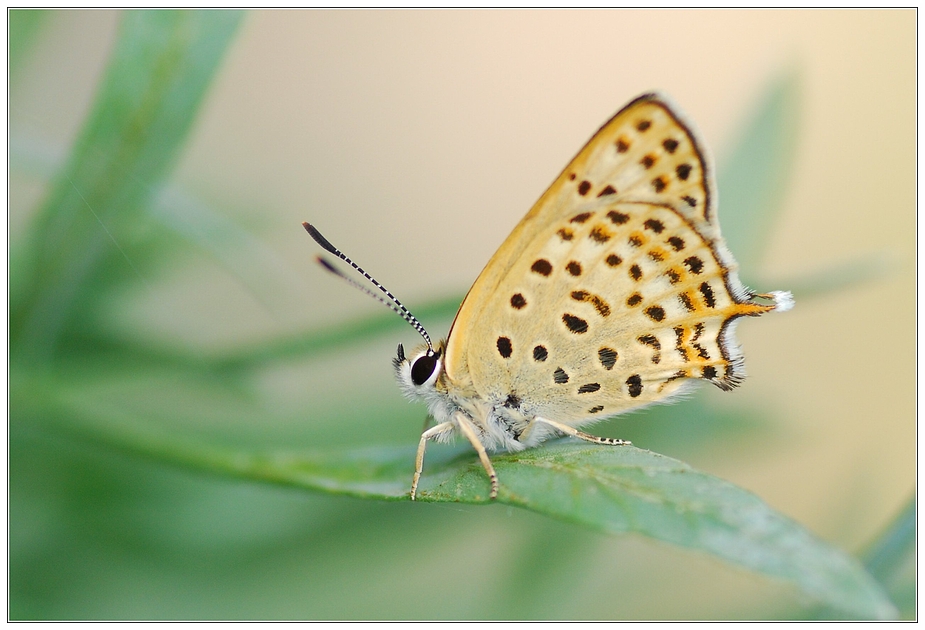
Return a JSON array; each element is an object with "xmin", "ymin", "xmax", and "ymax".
[
  {"xmin": 861, "ymin": 498, "xmax": 915, "ymax": 618},
  {"xmin": 32, "ymin": 384, "xmax": 894, "ymax": 620},
  {"xmin": 486, "ymin": 445, "xmax": 896, "ymax": 620},
  {"xmin": 12, "ymin": 10, "xmax": 243, "ymax": 363}
]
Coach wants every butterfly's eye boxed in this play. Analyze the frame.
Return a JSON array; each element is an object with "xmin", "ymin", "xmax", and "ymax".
[{"xmin": 411, "ymin": 352, "xmax": 439, "ymax": 386}]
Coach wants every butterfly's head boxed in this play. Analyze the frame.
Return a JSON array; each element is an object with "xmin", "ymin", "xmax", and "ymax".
[{"xmin": 394, "ymin": 342, "xmax": 446, "ymax": 402}]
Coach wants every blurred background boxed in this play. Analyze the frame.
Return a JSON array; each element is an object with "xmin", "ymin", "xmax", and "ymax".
[{"xmin": 9, "ymin": 9, "xmax": 915, "ymax": 619}]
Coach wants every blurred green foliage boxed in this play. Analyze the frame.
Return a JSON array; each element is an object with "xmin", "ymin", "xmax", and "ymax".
[{"xmin": 9, "ymin": 10, "xmax": 911, "ymax": 620}]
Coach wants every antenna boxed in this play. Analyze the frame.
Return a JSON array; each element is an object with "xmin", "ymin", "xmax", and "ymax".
[{"xmin": 303, "ymin": 222, "xmax": 434, "ymax": 351}]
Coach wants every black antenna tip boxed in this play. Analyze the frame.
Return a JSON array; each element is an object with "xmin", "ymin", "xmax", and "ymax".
[
  {"xmin": 315, "ymin": 255, "xmax": 339, "ymax": 275},
  {"xmin": 303, "ymin": 222, "xmax": 338, "ymax": 255}
]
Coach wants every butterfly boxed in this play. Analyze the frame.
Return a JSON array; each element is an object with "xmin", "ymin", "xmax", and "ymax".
[{"xmin": 305, "ymin": 92, "xmax": 793, "ymax": 501}]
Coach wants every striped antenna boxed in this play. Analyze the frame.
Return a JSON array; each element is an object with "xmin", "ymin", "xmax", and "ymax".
[{"xmin": 303, "ymin": 222, "xmax": 434, "ymax": 351}]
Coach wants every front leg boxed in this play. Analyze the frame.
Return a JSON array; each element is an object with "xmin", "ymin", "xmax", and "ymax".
[
  {"xmin": 454, "ymin": 413, "xmax": 499, "ymax": 500},
  {"xmin": 411, "ymin": 421, "xmax": 455, "ymax": 501}
]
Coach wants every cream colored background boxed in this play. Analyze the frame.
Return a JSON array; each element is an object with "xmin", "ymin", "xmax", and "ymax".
[{"xmin": 10, "ymin": 9, "xmax": 915, "ymax": 614}]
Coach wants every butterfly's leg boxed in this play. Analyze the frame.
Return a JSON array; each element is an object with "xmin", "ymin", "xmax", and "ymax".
[
  {"xmin": 411, "ymin": 421, "xmax": 455, "ymax": 501},
  {"xmin": 531, "ymin": 416, "xmax": 632, "ymax": 446},
  {"xmin": 454, "ymin": 412, "xmax": 500, "ymax": 500}
]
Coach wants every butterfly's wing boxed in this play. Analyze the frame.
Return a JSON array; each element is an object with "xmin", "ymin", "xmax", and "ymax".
[{"xmin": 444, "ymin": 93, "xmax": 781, "ymax": 424}]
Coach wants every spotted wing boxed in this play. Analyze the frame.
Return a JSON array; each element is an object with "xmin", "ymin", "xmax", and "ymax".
[{"xmin": 444, "ymin": 93, "xmax": 783, "ymax": 424}]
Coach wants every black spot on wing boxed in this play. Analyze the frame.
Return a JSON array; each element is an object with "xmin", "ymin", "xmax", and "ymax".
[
  {"xmin": 684, "ymin": 256, "xmax": 704, "ymax": 275},
  {"xmin": 644, "ymin": 305, "xmax": 665, "ymax": 322},
  {"xmin": 627, "ymin": 374, "xmax": 643, "ymax": 397},
  {"xmin": 643, "ymin": 219, "xmax": 664, "ymax": 233},
  {"xmin": 496, "ymin": 337, "xmax": 512, "ymax": 358},
  {"xmin": 667, "ymin": 236, "xmax": 685, "ymax": 251},
  {"xmin": 637, "ymin": 334, "xmax": 661, "ymax": 364},
  {"xmin": 531, "ymin": 259, "xmax": 553, "ymax": 276},
  {"xmin": 571, "ymin": 290, "xmax": 611, "ymax": 317},
  {"xmin": 607, "ymin": 210, "xmax": 629, "ymax": 225},
  {"xmin": 598, "ymin": 347, "xmax": 617, "ymax": 370},
  {"xmin": 562, "ymin": 313, "xmax": 589, "ymax": 334},
  {"xmin": 553, "ymin": 367, "xmax": 569, "ymax": 384},
  {"xmin": 699, "ymin": 281, "xmax": 716, "ymax": 308},
  {"xmin": 674, "ymin": 326, "xmax": 689, "ymax": 361},
  {"xmin": 589, "ymin": 226, "xmax": 612, "ymax": 243},
  {"xmin": 692, "ymin": 322, "xmax": 710, "ymax": 359}
]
